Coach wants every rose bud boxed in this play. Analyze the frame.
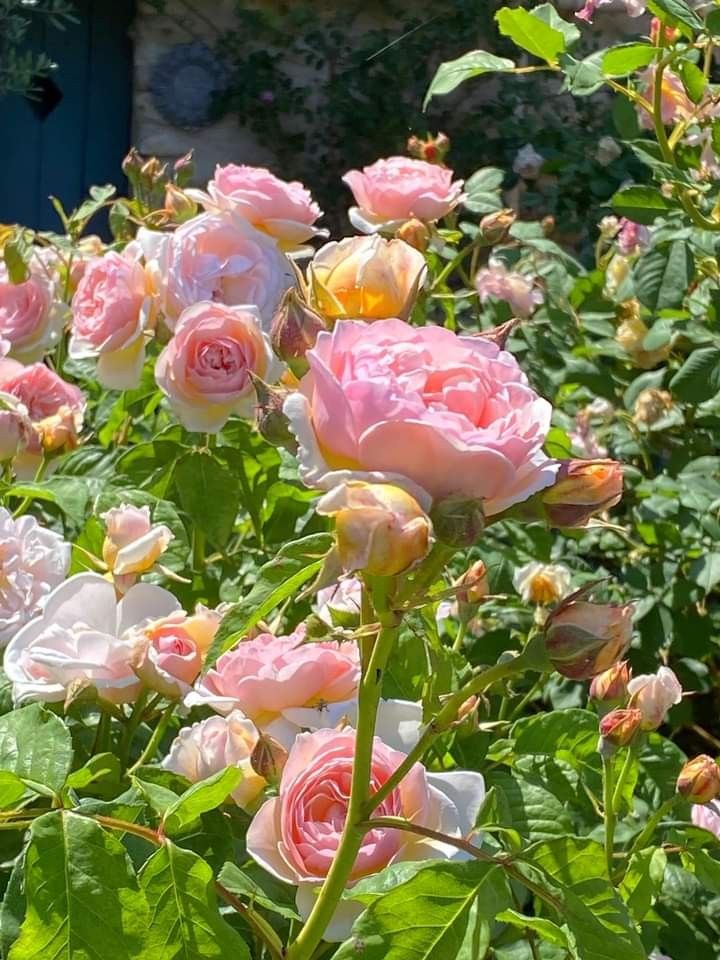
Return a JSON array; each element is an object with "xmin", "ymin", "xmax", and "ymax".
[
  {"xmin": 541, "ymin": 459, "xmax": 623, "ymax": 528},
  {"xmin": 456, "ymin": 560, "xmax": 489, "ymax": 607},
  {"xmin": 599, "ymin": 708, "xmax": 642, "ymax": 749},
  {"xmin": 650, "ymin": 17, "xmax": 680, "ymax": 44},
  {"xmin": 589, "ymin": 661, "xmax": 630, "ymax": 704},
  {"xmin": 101, "ymin": 504, "xmax": 174, "ymax": 580},
  {"xmin": 474, "ymin": 317, "xmax": 521, "ymax": 351},
  {"xmin": 130, "ymin": 614, "xmax": 202, "ymax": 698},
  {"xmin": 164, "ymin": 183, "xmax": 197, "ymax": 223},
  {"xmin": 317, "ymin": 481, "xmax": 432, "ymax": 577},
  {"xmin": 395, "ymin": 218, "xmax": 431, "ymax": 253},
  {"xmin": 37, "ymin": 404, "xmax": 84, "ymax": 453},
  {"xmin": 121, "ymin": 147, "xmax": 143, "ymax": 184},
  {"xmin": 677, "ymin": 755, "xmax": 720, "ymax": 805},
  {"xmin": 627, "ymin": 666, "xmax": 682, "ymax": 730},
  {"xmin": 633, "ymin": 388, "xmax": 673, "ymax": 427},
  {"xmin": 406, "ymin": 132, "xmax": 450, "ymax": 164},
  {"xmin": 430, "ymin": 496, "xmax": 484, "ymax": 548},
  {"xmin": 479, "ymin": 209, "xmax": 516, "ymax": 245},
  {"xmin": 544, "ymin": 596, "xmax": 634, "ymax": 680},
  {"xmin": 270, "ymin": 288, "xmax": 326, "ymax": 378},
  {"xmin": 173, "ymin": 150, "xmax": 195, "ymax": 187},
  {"xmin": 250, "ymin": 732, "xmax": 288, "ymax": 787},
  {"xmin": 251, "ymin": 375, "xmax": 298, "ymax": 453}
]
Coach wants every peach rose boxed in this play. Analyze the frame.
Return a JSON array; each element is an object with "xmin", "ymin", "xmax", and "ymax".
[
  {"xmin": 188, "ymin": 164, "xmax": 325, "ymax": 251},
  {"xmin": 639, "ymin": 67, "xmax": 693, "ymax": 129},
  {"xmin": 130, "ymin": 610, "xmax": 204, "ymax": 698},
  {"xmin": 155, "ymin": 301, "xmax": 280, "ymax": 432},
  {"xmin": 246, "ymin": 728, "xmax": 485, "ymax": 940},
  {"xmin": 101, "ymin": 503, "xmax": 173, "ymax": 582},
  {"xmin": 343, "ymin": 156, "xmax": 464, "ymax": 233},
  {"xmin": 185, "ymin": 626, "xmax": 360, "ymax": 746},
  {"xmin": 284, "ymin": 318, "xmax": 559, "ymax": 514},
  {"xmin": 307, "ymin": 236, "xmax": 427, "ymax": 322},
  {"xmin": 163, "ymin": 711, "xmax": 267, "ymax": 810},
  {"xmin": 139, "ymin": 212, "xmax": 293, "ymax": 329},
  {"xmin": 0, "ymin": 269, "xmax": 65, "ymax": 363},
  {"xmin": 69, "ymin": 250, "xmax": 156, "ymax": 390},
  {"xmin": 0, "ymin": 360, "xmax": 85, "ymax": 458}
]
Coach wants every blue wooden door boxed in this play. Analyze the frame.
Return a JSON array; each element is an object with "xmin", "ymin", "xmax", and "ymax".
[{"xmin": 0, "ymin": 0, "xmax": 134, "ymax": 233}]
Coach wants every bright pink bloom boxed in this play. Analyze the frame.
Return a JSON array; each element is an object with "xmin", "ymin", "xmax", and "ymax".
[{"xmin": 0, "ymin": 271, "xmax": 64, "ymax": 363}]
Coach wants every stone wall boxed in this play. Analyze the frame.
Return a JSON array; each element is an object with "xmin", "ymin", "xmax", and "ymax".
[{"xmin": 130, "ymin": 0, "xmax": 647, "ymax": 183}]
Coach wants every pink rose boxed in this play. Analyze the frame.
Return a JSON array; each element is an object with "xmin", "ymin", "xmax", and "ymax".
[
  {"xmin": 0, "ymin": 270, "xmax": 65, "ymax": 363},
  {"xmin": 627, "ymin": 666, "xmax": 683, "ymax": 730},
  {"xmin": 5, "ymin": 573, "xmax": 180, "ymax": 705},
  {"xmin": 247, "ymin": 728, "xmax": 485, "ymax": 940},
  {"xmin": 0, "ymin": 392, "xmax": 31, "ymax": 462},
  {"xmin": 185, "ymin": 626, "xmax": 360, "ymax": 746},
  {"xmin": 0, "ymin": 360, "xmax": 85, "ymax": 458},
  {"xmin": 616, "ymin": 219, "xmax": 650, "ymax": 256},
  {"xmin": 692, "ymin": 802, "xmax": 720, "ymax": 839},
  {"xmin": 475, "ymin": 261, "xmax": 544, "ymax": 318},
  {"xmin": 101, "ymin": 504, "xmax": 173, "ymax": 585},
  {"xmin": 155, "ymin": 301, "xmax": 279, "ymax": 432},
  {"xmin": 639, "ymin": 67, "xmax": 693, "ymax": 129},
  {"xmin": 189, "ymin": 164, "xmax": 325, "ymax": 251},
  {"xmin": 139, "ymin": 212, "xmax": 293, "ymax": 328},
  {"xmin": 284, "ymin": 318, "xmax": 558, "ymax": 514},
  {"xmin": 342, "ymin": 156, "xmax": 464, "ymax": 233},
  {"xmin": 69, "ymin": 250, "xmax": 155, "ymax": 390},
  {"xmin": 130, "ymin": 611, "xmax": 203, "ymax": 697},
  {"xmin": 163, "ymin": 711, "xmax": 267, "ymax": 810}
]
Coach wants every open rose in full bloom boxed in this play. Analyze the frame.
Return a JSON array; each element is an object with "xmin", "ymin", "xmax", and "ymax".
[
  {"xmin": 247, "ymin": 728, "xmax": 486, "ymax": 940},
  {"xmin": 188, "ymin": 164, "xmax": 325, "ymax": 251},
  {"xmin": 5, "ymin": 573, "xmax": 180, "ymax": 705},
  {"xmin": 155, "ymin": 301, "xmax": 280, "ymax": 432},
  {"xmin": 342, "ymin": 156, "xmax": 464, "ymax": 234},
  {"xmin": 163, "ymin": 711, "xmax": 267, "ymax": 810},
  {"xmin": 627, "ymin": 666, "xmax": 683, "ymax": 729},
  {"xmin": 185, "ymin": 626, "xmax": 360, "ymax": 746},
  {"xmin": 284, "ymin": 318, "xmax": 559, "ymax": 514},
  {"xmin": 513, "ymin": 561, "xmax": 571, "ymax": 606},
  {"xmin": 139, "ymin": 212, "xmax": 293, "ymax": 329},
  {"xmin": 69, "ymin": 249, "xmax": 156, "ymax": 390},
  {"xmin": 0, "ymin": 507, "xmax": 70, "ymax": 647},
  {"xmin": 0, "ymin": 269, "xmax": 65, "ymax": 363}
]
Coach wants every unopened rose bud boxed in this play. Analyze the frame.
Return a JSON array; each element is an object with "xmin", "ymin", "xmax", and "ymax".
[
  {"xmin": 479, "ymin": 209, "xmax": 516, "ymax": 245},
  {"xmin": 633, "ymin": 388, "xmax": 673, "ymax": 427},
  {"xmin": 140, "ymin": 157, "xmax": 167, "ymax": 187},
  {"xmin": 542, "ymin": 459, "xmax": 623, "ymax": 528},
  {"xmin": 395, "ymin": 219, "xmax": 431, "ymax": 253},
  {"xmin": 101, "ymin": 503, "xmax": 174, "ymax": 579},
  {"xmin": 453, "ymin": 695, "xmax": 479, "ymax": 729},
  {"xmin": 627, "ymin": 666, "xmax": 682, "ymax": 730},
  {"xmin": 317, "ymin": 481, "xmax": 432, "ymax": 577},
  {"xmin": 650, "ymin": 17, "xmax": 680, "ymax": 44},
  {"xmin": 475, "ymin": 317, "xmax": 521, "ymax": 350},
  {"xmin": 173, "ymin": 150, "xmax": 195, "ymax": 187},
  {"xmin": 545, "ymin": 596, "xmax": 634, "ymax": 680},
  {"xmin": 677, "ymin": 755, "xmax": 720, "ymax": 804},
  {"xmin": 541, "ymin": 215, "xmax": 555, "ymax": 236},
  {"xmin": 430, "ymin": 496, "xmax": 484, "ymax": 548},
  {"xmin": 590, "ymin": 660, "xmax": 630, "ymax": 704},
  {"xmin": 456, "ymin": 560, "xmax": 489, "ymax": 606},
  {"xmin": 270, "ymin": 288, "xmax": 326, "ymax": 378},
  {"xmin": 37, "ymin": 404, "xmax": 83, "ymax": 453},
  {"xmin": 251, "ymin": 375, "xmax": 298, "ymax": 453},
  {"xmin": 599, "ymin": 707, "xmax": 642, "ymax": 749},
  {"xmin": 164, "ymin": 184, "xmax": 198, "ymax": 223},
  {"xmin": 250, "ymin": 732, "xmax": 288, "ymax": 787},
  {"xmin": 407, "ymin": 132, "xmax": 450, "ymax": 164},
  {"xmin": 122, "ymin": 147, "xmax": 143, "ymax": 184}
]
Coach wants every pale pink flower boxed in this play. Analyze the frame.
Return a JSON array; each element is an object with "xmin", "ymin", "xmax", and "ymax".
[
  {"xmin": 627, "ymin": 666, "xmax": 682, "ymax": 729},
  {"xmin": 0, "ymin": 392, "xmax": 31, "ymax": 462},
  {"xmin": 692, "ymin": 802, "xmax": 720, "ymax": 839},
  {"xmin": 475, "ymin": 261, "xmax": 544, "ymax": 318},
  {"xmin": 342, "ymin": 156, "xmax": 464, "ymax": 234},
  {"xmin": 185, "ymin": 626, "xmax": 360, "ymax": 746},
  {"xmin": 4, "ymin": 572, "xmax": 179, "ymax": 704},
  {"xmin": 616, "ymin": 219, "xmax": 650, "ymax": 256},
  {"xmin": 0, "ymin": 269, "xmax": 65, "ymax": 363},
  {"xmin": 0, "ymin": 360, "xmax": 85, "ymax": 457},
  {"xmin": 138, "ymin": 212, "xmax": 293, "ymax": 329},
  {"xmin": 246, "ymin": 728, "xmax": 485, "ymax": 940},
  {"xmin": 0, "ymin": 507, "xmax": 69, "ymax": 647},
  {"xmin": 188, "ymin": 164, "xmax": 325, "ymax": 251},
  {"xmin": 163, "ymin": 711, "xmax": 267, "ymax": 810},
  {"xmin": 129, "ymin": 611, "xmax": 204, "ymax": 697},
  {"xmin": 314, "ymin": 577, "xmax": 363, "ymax": 626},
  {"xmin": 576, "ymin": 0, "xmax": 645, "ymax": 22},
  {"xmin": 101, "ymin": 503, "xmax": 173, "ymax": 582},
  {"xmin": 284, "ymin": 318, "xmax": 558, "ymax": 514},
  {"xmin": 639, "ymin": 67, "xmax": 694, "ymax": 130},
  {"xmin": 69, "ymin": 249, "xmax": 156, "ymax": 390}
]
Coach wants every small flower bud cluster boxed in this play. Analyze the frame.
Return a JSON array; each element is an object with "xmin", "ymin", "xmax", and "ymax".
[{"xmin": 591, "ymin": 660, "xmax": 683, "ymax": 752}]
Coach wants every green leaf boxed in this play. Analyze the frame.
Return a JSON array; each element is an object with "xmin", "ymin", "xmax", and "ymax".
[
  {"xmin": 682, "ymin": 848, "xmax": 720, "ymax": 894},
  {"xmin": 139, "ymin": 843, "xmax": 251, "ymax": 960},
  {"xmin": 634, "ymin": 242, "xmax": 693, "ymax": 311},
  {"xmin": 67, "ymin": 184, "xmax": 116, "ymax": 237},
  {"xmin": 0, "ymin": 704, "xmax": 72, "ymax": 797},
  {"xmin": 707, "ymin": 9, "xmax": 720, "ymax": 35},
  {"xmin": 678, "ymin": 59, "xmax": 706, "ymax": 103},
  {"xmin": 530, "ymin": 3, "xmax": 581, "ymax": 47},
  {"xmin": 560, "ymin": 50, "xmax": 606, "ymax": 96},
  {"xmin": 0, "ymin": 772, "xmax": 26, "ymax": 811},
  {"xmin": 495, "ymin": 7, "xmax": 567, "ymax": 64},
  {"xmin": 620, "ymin": 848, "xmax": 667, "ymax": 923},
  {"xmin": 424, "ymin": 50, "xmax": 515, "ymax": 107},
  {"xmin": 163, "ymin": 767, "xmax": 242, "ymax": 837},
  {"xmin": 670, "ymin": 347, "xmax": 720, "ymax": 403},
  {"xmin": 689, "ymin": 551, "xmax": 720, "ymax": 592},
  {"xmin": 174, "ymin": 452, "xmax": 240, "ymax": 549},
  {"xmin": 2, "ymin": 233, "xmax": 31, "ymax": 284},
  {"xmin": 65, "ymin": 753, "xmax": 122, "ymax": 795},
  {"xmin": 206, "ymin": 532, "xmax": 333, "ymax": 666},
  {"xmin": 495, "ymin": 909, "xmax": 571, "ymax": 949},
  {"xmin": 8, "ymin": 811, "xmax": 151, "ymax": 960},
  {"xmin": 5, "ymin": 477, "xmax": 90, "ymax": 525},
  {"xmin": 647, "ymin": 0, "xmax": 703, "ymax": 32},
  {"xmin": 0, "ymin": 857, "xmax": 25, "ymax": 960},
  {"xmin": 335, "ymin": 860, "xmax": 510, "ymax": 960},
  {"xmin": 463, "ymin": 167, "xmax": 504, "ymax": 214},
  {"xmin": 217, "ymin": 863, "xmax": 301, "ymax": 920},
  {"xmin": 611, "ymin": 185, "xmax": 677, "ymax": 224},
  {"xmin": 602, "ymin": 44, "xmax": 657, "ymax": 78}
]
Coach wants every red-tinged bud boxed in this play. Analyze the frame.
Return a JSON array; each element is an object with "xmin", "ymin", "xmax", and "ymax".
[
  {"xmin": 541, "ymin": 215, "xmax": 555, "ymax": 237},
  {"xmin": 250, "ymin": 374, "xmax": 298, "ymax": 453},
  {"xmin": 542, "ymin": 459, "xmax": 623, "ymax": 528},
  {"xmin": 140, "ymin": 157, "xmax": 168, "ymax": 188},
  {"xmin": 456, "ymin": 560, "xmax": 489, "ymax": 606},
  {"xmin": 250, "ymin": 732, "xmax": 288, "ymax": 787},
  {"xmin": 589, "ymin": 660, "xmax": 630, "ymax": 704},
  {"xmin": 430, "ymin": 496, "xmax": 485, "ymax": 548},
  {"xmin": 677, "ymin": 755, "xmax": 720, "ymax": 804},
  {"xmin": 599, "ymin": 707, "xmax": 642, "ymax": 748},
  {"xmin": 479, "ymin": 209, "xmax": 516, "ymax": 244},
  {"xmin": 474, "ymin": 318, "xmax": 521, "ymax": 350},
  {"xmin": 545, "ymin": 592, "xmax": 634, "ymax": 680},
  {"xmin": 406, "ymin": 132, "xmax": 450, "ymax": 164},
  {"xmin": 650, "ymin": 17, "xmax": 680, "ymax": 44},
  {"xmin": 122, "ymin": 147, "xmax": 144, "ymax": 184},
  {"xmin": 395, "ymin": 218, "xmax": 431, "ymax": 253},
  {"xmin": 173, "ymin": 150, "xmax": 195, "ymax": 187},
  {"xmin": 270, "ymin": 288, "xmax": 326, "ymax": 379}
]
